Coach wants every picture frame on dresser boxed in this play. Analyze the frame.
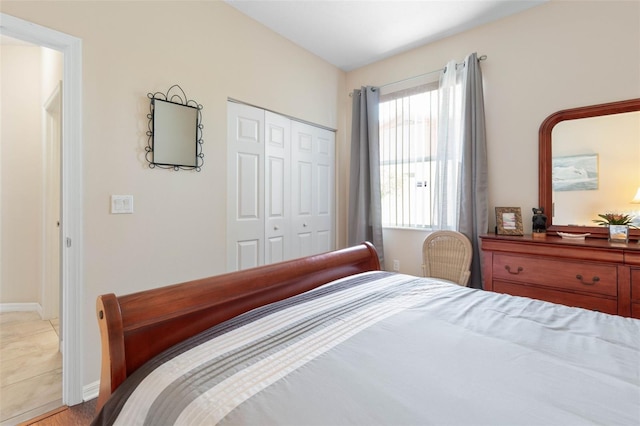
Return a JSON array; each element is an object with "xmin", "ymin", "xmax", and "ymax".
[{"xmin": 495, "ymin": 207, "xmax": 524, "ymax": 235}]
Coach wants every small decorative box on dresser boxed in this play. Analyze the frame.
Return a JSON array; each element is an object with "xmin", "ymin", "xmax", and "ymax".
[{"xmin": 480, "ymin": 234, "xmax": 640, "ymax": 318}]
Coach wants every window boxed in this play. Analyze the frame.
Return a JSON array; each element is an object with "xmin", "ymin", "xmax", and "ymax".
[{"xmin": 379, "ymin": 82, "xmax": 439, "ymax": 228}]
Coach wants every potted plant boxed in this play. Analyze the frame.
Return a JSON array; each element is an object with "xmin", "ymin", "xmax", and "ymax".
[
  {"xmin": 593, "ymin": 213, "xmax": 637, "ymax": 243},
  {"xmin": 592, "ymin": 213, "xmax": 635, "ymax": 226}
]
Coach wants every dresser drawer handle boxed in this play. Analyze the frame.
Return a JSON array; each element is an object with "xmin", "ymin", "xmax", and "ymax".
[
  {"xmin": 505, "ymin": 265, "xmax": 523, "ymax": 275},
  {"xmin": 576, "ymin": 274, "xmax": 600, "ymax": 285}
]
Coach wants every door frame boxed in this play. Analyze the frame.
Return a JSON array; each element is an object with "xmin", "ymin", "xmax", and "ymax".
[{"xmin": 1, "ymin": 13, "xmax": 84, "ymax": 405}]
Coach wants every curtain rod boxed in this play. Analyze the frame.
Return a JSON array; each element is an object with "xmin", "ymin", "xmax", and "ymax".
[
  {"xmin": 350, "ymin": 54, "xmax": 487, "ymax": 96},
  {"xmin": 380, "ymin": 54, "xmax": 487, "ymax": 90}
]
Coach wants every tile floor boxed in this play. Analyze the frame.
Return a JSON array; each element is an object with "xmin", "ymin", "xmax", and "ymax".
[{"xmin": 0, "ymin": 312, "xmax": 62, "ymax": 425}]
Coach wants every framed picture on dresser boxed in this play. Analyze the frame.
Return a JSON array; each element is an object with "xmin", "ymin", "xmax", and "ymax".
[{"xmin": 496, "ymin": 207, "xmax": 524, "ymax": 235}]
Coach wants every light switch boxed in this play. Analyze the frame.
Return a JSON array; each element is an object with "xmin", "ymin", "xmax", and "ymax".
[{"xmin": 111, "ymin": 195, "xmax": 134, "ymax": 214}]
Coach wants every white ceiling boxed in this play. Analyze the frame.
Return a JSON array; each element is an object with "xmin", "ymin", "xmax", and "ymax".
[{"xmin": 225, "ymin": 0, "xmax": 547, "ymax": 71}]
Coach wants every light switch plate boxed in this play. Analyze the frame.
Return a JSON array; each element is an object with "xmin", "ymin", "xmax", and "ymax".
[{"xmin": 111, "ymin": 195, "xmax": 134, "ymax": 214}]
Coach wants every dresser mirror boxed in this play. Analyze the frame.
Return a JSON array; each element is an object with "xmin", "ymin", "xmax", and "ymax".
[{"xmin": 539, "ymin": 98, "xmax": 640, "ymax": 239}]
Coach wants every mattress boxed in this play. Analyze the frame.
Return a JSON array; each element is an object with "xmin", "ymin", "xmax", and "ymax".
[{"xmin": 93, "ymin": 271, "xmax": 640, "ymax": 425}]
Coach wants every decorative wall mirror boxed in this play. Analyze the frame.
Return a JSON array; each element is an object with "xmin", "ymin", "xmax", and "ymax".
[
  {"xmin": 539, "ymin": 98, "xmax": 640, "ymax": 239},
  {"xmin": 146, "ymin": 85, "xmax": 204, "ymax": 171}
]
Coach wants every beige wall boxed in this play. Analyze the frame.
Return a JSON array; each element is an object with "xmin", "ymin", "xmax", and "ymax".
[
  {"xmin": 1, "ymin": 45, "xmax": 43, "ymax": 303},
  {"xmin": 1, "ymin": 43, "xmax": 65, "ymax": 308},
  {"xmin": 1, "ymin": 0, "xmax": 347, "ymax": 389},
  {"xmin": 346, "ymin": 0, "xmax": 640, "ymax": 276},
  {"xmin": 41, "ymin": 45, "xmax": 63, "ymax": 104}
]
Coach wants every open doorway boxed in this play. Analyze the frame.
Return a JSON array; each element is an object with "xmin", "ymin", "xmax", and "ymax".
[
  {"xmin": 0, "ymin": 36, "xmax": 63, "ymax": 423},
  {"xmin": 0, "ymin": 13, "xmax": 84, "ymax": 408}
]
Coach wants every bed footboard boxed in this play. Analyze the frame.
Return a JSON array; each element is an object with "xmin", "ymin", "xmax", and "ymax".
[{"xmin": 96, "ymin": 242, "xmax": 380, "ymax": 410}]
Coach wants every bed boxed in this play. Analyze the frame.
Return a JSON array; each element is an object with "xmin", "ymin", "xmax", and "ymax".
[{"xmin": 93, "ymin": 242, "xmax": 640, "ymax": 425}]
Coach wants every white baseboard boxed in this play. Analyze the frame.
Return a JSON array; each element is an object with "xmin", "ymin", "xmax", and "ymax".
[
  {"xmin": 83, "ymin": 380, "xmax": 100, "ymax": 402},
  {"xmin": 0, "ymin": 302, "xmax": 43, "ymax": 317}
]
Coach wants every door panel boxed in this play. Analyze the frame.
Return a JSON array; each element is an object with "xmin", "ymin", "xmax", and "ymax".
[
  {"xmin": 315, "ymin": 130, "xmax": 334, "ymax": 254},
  {"xmin": 227, "ymin": 103, "xmax": 264, "ymax": 271},
  {"xmin": 267, "ymin": 157, "xmax": 284, "ymax": 217},
  {"xmin": 237, "ymin": 153, "xmax": 260, "ymax": 219},
  {"xmin": 291, "ymin": 121, "xmax": 335, "ymax": 257},
  {"xmin": 266, "ymin": 236, "xmax": 285, "ymax": 264},
  {"xmin": 43, "ymin": 83, "xmax": 62, "ymax": 321},
  {"xmin": 292, "ymin": 129, "xmax": 313, "ymax": 256},
  {"xmin": 265, "ymin": 112, "xmax": 291, "ymax": 264},
  {"xmin": 295, "ymin": 232, "xmax": 313, "ymax": 258},
  {"xmin": 237, "ymin": 239, "xmax": 260, "ymax": 270},
  {"xmin": 297, "ymin": 162, "xmax": 313, "ymax": 215},
  {"xmin": 316, "ymin": 230, "xmax": 331, "ymax": 254},
  {"xmin": 317, "ymin": 163, "xmax": 330, "ymax": 215}
]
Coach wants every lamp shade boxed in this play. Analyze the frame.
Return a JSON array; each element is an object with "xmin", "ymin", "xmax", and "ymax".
[{"xmin": 632, "ymin": 187, "xmax": 640, "ymax": 204}]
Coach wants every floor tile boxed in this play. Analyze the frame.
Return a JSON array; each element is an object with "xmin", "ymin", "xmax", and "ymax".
[
  {"xmin": 0, "ymin": 399, "xmax": 63, "ymax": 426},
  {"xmin": 0, "ymin": 312, "xmax": 40, "ymax": 326},
  {"xmin": 0, "ymin": 320, "xmax": 53, "ymax": 344},
  {"xmin": 0, "ymin": 313, "xmax": 62, "ymax": 424},
  {"xmin": 1, "ymin": 330, "xmax": 61, "ymax": 387},
  {"xmin": 0, "ymin": 329, "xmax": 58, "ymax": 362},
  {"xmin": 49, "ymin": 318, "xmax": 60, "ymax": 337},
  {"xmin": 0, "ymin": 368, "xmax": 62, "ymax": 423}
]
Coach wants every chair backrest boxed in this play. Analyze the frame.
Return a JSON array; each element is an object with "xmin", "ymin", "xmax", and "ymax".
[{"xmin": 421, "ymin": 230, "xmax": 473, "ymax": 286}]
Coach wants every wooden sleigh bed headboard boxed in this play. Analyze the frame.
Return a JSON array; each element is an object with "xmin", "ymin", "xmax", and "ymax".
[{"xmin": 95, "ymin": 242, "xmax": 380, "ymax": 410}]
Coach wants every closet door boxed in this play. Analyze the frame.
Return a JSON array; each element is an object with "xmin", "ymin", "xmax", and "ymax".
[
  {"xmin": 314, "ymin": 127, "xmax": 335, "ymax": 253},
  {"xmin": 227, "ymin": 103, "xmax": 264, "ymax": 271},
  {"xmin": 264, "ymin": 112, "xmax": 291, "ymax": 264},
  {"xmin": 291, "ymin": 121, "xmax": 335, "ymax": 257},
  {"xmin": 228, "ymin": 102, "xmax": 335, "ymax": 269}
]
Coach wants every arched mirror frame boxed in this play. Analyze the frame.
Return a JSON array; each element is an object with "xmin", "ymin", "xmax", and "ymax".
[{"xmin": 539, "ymin": 98, "xmax": 640, "ymax": 239}]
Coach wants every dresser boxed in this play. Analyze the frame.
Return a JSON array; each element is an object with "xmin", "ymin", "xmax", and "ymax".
[{"xmin": 480, "ymin": 234, "xmax": 640, "ymax": 318}]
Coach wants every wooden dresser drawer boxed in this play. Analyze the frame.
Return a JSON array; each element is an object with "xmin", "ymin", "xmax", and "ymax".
[
  {"xmin": 480, "ymin": 234, "xmax": 640, "ymax": 318},
  {"xmin": 632, "ymin": 304, "xmax": 640, "ymax": 319},
  {"xmin": 493, "ymin": 254, "xmax": 617, "ymax": 297},
  {"xmin": 494, "ymin": 281, "xmax": 618, "ymax": 315},
  {"xmin": 631, "ymin": 269, "xmax": 640, "ymax": 303}
]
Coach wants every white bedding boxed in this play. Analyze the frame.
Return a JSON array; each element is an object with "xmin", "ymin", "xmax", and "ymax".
[{"xmin": 94, "ymin": 271, "xmax": 640, "ymax": 425}]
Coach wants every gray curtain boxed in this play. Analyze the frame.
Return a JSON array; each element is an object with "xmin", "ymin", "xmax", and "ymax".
[
  {"xmin": 457, "ymin": 53, "xmax": 488, "ymax": 289},
  {"xmin": 348, "ymin": 86, "xmax": 384, "ymax": 264}
]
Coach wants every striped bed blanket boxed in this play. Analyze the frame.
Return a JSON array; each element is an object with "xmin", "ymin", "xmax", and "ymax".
[{"xmin": 93, "ymin": 271, "xmax": 640, "ymax": 425}]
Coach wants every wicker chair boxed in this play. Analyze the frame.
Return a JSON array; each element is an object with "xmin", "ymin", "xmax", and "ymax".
[{"xmin": 421, "ymin": 230, "xmax": 473, "ymax": 286}]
